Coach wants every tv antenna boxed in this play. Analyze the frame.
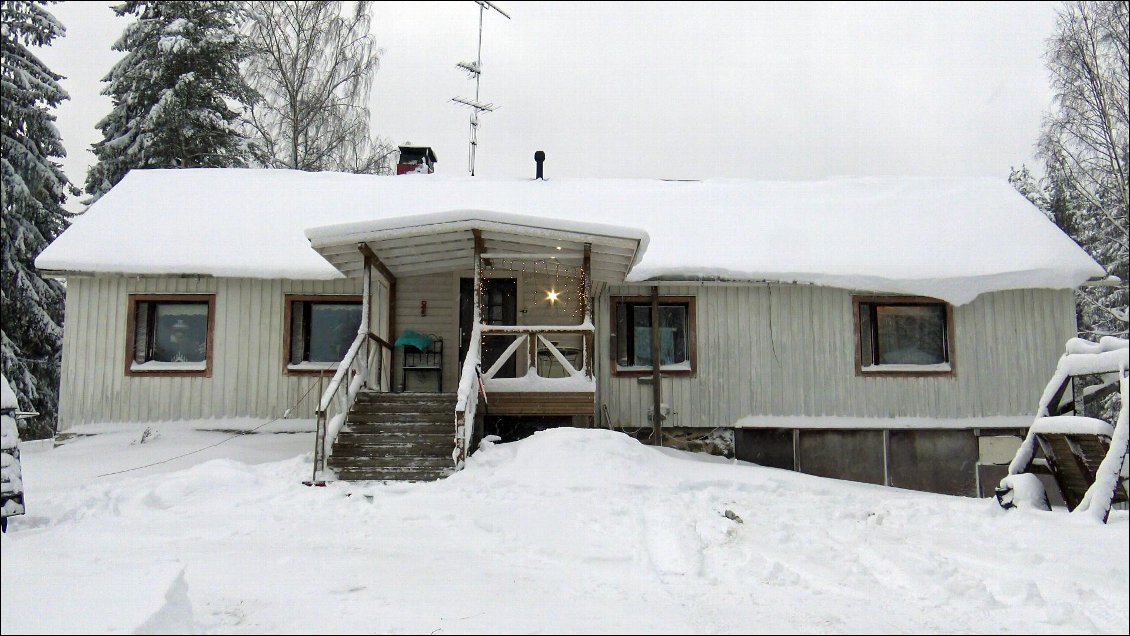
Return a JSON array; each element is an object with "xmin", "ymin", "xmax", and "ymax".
[{"xmin": 452, "ymin": 1, "xmax": 510, "ymax": 176}]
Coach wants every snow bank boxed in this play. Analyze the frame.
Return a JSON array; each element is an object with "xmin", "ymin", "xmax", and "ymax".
[
  {"xmin": 36, "ymin": 169, "xmax": 1105, "ymax": 305},
  {"xmin": 0, "ymin": 375, "xmax": 17, "ymax": 411},
  {"xmin": 1, "ymin": 425, "xmax": 1127, "ymax": 633},
  {"xmin": 133, "ymin": 568, "xmax": 197, "ymax": 635}
]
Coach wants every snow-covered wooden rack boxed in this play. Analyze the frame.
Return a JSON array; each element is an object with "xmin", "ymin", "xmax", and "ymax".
[{"xmin": 997, "ymin": 337, "xmax": 1129, "ymax": 523}]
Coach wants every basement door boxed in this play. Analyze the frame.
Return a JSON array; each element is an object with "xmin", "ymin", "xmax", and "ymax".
[{"xmin": 459, "ymin": 278, "xmax": 518, "ymax": 379}]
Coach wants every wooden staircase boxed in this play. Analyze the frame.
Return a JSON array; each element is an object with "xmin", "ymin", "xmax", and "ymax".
[
  {"xmin": 1035, "ymin": 426, "xmax": 1128, "ymax": 511},
  {"xmin": 328, "ymin": 391, "xmax": 456, "ymax": 481}
]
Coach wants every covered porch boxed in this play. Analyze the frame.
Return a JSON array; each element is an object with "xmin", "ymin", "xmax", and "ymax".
[{"xmin": 305, "ymin": 210, "xmax": 647, "ymax": 466}]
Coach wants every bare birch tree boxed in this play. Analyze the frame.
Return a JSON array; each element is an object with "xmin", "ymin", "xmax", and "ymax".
[
  {"xmin": 243, "ymin": 0, "xmax": 392, "ymax": 173},
  {"xmin": 1038, "ymin": 0, "xmax": 1128, "ymax": 338}
]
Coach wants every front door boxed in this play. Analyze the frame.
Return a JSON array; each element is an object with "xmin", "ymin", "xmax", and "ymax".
[{"xmin": 459, "ymin": 278, "xmax": 518, "ymax": 378}]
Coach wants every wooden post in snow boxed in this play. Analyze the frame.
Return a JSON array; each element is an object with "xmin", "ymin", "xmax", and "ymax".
[
  {"xmin": 582, "ymin": 243, "xmax": 593, "ymax": 379},
  {"xmin": 650, "ymin": 285, "xmax": 662, "ymax": 446},
  {"xmin": 472, "ymin": 230, "xmax": 484, "ymax": 326}
]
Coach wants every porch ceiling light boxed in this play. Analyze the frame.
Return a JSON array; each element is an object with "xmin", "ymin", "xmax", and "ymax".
[{"xmin": 545, "ymin": 288, "xmax": 561, "ymax": 304}]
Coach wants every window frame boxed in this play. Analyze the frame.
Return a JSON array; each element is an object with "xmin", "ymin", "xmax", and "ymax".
[
  {"xmin": 282, "ymin": 294, "xmax": 364, "ymax": 376},
  {"xmin": 124, "ymin": 294, "xmax": 216, "ymax": 377},
  {"xmin": 609, "ymin": 295, "xmax": 697, "ymax": 377},
  {"xmin": 852, "ymin": 295, "xmax": 955, "ymax": 377}
]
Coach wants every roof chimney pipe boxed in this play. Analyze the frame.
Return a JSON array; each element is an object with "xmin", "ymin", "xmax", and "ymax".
[{"xmin": 534, "ymin": 150, "xmax": 545, "ymax": 180}]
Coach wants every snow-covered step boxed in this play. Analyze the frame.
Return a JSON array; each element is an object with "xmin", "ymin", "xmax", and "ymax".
[
  {"xmin": 330, "ymin": 391, "xmax": 457, "ymax": 482},
  {"xmin": 347, "ymin": 411, "xmax": 451, "ymax": 424},
  {"xmin": 333, "ymin": 466, "xmax": 454, "ymax": 482}
]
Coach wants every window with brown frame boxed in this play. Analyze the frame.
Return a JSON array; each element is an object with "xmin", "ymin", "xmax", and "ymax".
[
  {"xmin": 283, "ymin": 295, "xmax": 362, "ymax": 373},
  {"xmin": 125, "ymin": 294, "xmax": 215, "ymax": 376},
  {"xmin": 610, "ymin": 296, "xmax": 696, "ymax": 375},
  {"xmin": 854, "ymin": 296, "xmax": 954, "ymax": 376}
]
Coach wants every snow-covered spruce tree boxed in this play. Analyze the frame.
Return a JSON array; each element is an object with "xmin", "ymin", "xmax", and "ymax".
[
  {"xmin": 1, "ymin": 0, "xmax": 75, "ymax": 438},
  {"xmin": 85, "ymin": 1, "xmax": 255, "ymax": 202},
  {"xmin": 243, "ymin": 1, "xmax": 393, "ymax": 174},
  {"xmin": 1038, "ymin": 0, "xmax": 1128, "ymax": 339}
]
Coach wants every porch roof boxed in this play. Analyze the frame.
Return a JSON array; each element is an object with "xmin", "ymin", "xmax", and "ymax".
[{"xmin": 305, "ymin": 209, "xmax": 649, "ymax": 282}]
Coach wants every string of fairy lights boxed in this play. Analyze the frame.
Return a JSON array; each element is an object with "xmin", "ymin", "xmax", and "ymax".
[{"xmin": 475, "ymin": 257, "xmax": 589, "ymax": 320}]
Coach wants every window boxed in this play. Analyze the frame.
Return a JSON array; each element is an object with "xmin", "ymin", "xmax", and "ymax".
[
  {"xmin": 284, "ymin": 295, "xmax": 363, "ymax": 373},
  {"xmin": 126, "ymin": 294, "xmax": 215, "ymax": 376},
  {"xmin": 855, "ymin": 296, "xmax": 953, "ymax": 375},
  {"xmin": 611, "ymin": 296, "xmax": 696, "ymax": 375}
]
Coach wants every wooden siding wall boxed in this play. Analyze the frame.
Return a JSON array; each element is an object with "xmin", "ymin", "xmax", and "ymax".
[
  {"xmin": 391, "ymin": 270, "xmax": 586, "ymax": 390},
  {"xmin": 58, "ymin": 276, "xmax": 362, "ymax": 431},
  {"xmin": 595, "ymin": 284, "xmax": 1077, "ymax": 429},
  {"xmin": 393, "ymin": 273, "xmax": 460, "ymax": 391}
]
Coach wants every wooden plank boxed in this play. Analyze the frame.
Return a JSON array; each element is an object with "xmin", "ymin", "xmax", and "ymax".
[
  {"xmin": 487, "ymin": 391, "xmax": 595, "ymax": 416},
  {"xmin": 650, "ymin": 286, "xmax": 663, "ymax": 445},
  {"xmin": 357, "ymin": 242, "xmax": 396, "ymax": 286}
]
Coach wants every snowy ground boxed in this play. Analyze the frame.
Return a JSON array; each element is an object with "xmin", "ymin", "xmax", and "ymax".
[{"xmin": 1, "ymin": 423, "xmax": 1127, "ymax": 634}]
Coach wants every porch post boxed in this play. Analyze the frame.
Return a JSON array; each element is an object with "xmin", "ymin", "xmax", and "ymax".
[
  {"xmin": 359, "ymin": 245, "xmax": 372, "ymax": 387},
  {"xmin": 582, "ymin": 243, "xmax": 593, "ymax": 379},
  {"xmin": 650, "ymin": 285, "xmax": 662, "ymax": 446},
  {"xmin": 472, "ymin": 229, "xmax": 483, "ymax": 326}
]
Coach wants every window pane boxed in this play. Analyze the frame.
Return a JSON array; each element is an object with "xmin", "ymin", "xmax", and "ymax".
[
  {"xmin": 134, "ymin": 301, "xmax": 150, "ymax": 363},
  {"xmin": 859, "ymin": 303, "xmax": 874, "ymax": 367},
  {"xmin": 289, "ymin": 301, "xmax": 306, "ymax": 364},
  {"xmin": 632, "ymin": 305, "xmax": 652, "ymax": 365},
  {"xmin": 308, "ymin": 303, "xmax": 362, "ymax": 362},
  {"xmin": 630, "ymin": 303, "xmax": 687, "ymax": 367},
  {"xmin": 875, "ymin": 304, "xmax": 946, "ymax": 365},
  {"xmin": 615, "ymin": 302, "xmax": 631, "ymax": 365},
  {"xmin": 151, "ymin": 303, "xmax": 208, "ymax": 362},
  {"xmin": 659, "ymin": 305, "xmax": 687, "ymax": 364}
]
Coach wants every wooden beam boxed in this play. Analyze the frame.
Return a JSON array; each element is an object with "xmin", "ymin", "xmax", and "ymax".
[
  {"xmin": 583, "ymin": 243, "xmax": 593, "ymax": 379},
  {"xmin": 472, "ymin": 228, "xmax": 490, "ymax": 268},
  {"xmin": 650, "ymin": 285, "xmax": 662, "ymax": 446},
  {"xmin": 479, "ymin": 252, "xmax": 584, "ymax": 261},
  {"xmin": 357, "ymin": 242, "xmax": 396, "ymax": 285}
]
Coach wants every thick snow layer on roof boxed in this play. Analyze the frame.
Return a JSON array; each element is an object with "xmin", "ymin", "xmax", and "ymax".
[
  {"xmin": 1, "ymin": 375, "xmax": 17, "ymax": 411},
  {"xmin": 36, "ymin": 168, "xmax": 1105, "ymax": 304}
]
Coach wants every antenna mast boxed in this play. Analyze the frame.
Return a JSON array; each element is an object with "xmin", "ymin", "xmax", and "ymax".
[{"xmin": 453, "ymin": 1, "xmax": 510, "ymax": 176}]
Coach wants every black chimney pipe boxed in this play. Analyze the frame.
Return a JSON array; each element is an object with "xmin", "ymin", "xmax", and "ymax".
[{"xmin": 534, "ymin": 150, "xmax": 545, "ymax": 180}]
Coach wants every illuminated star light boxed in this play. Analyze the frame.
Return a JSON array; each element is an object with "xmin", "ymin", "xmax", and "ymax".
[{"xmin": 545, "ymin": 289, "xmax": 560, "ymax": 304}]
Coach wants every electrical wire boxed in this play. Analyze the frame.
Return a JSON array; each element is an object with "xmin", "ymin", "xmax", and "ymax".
[{"xmin": 94, "ymin": 376, "xmax": 322, "ymax": 478}]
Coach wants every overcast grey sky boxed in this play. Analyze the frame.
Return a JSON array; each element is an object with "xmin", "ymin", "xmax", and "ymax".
[{"xmin": 38, "ymin": 1, "xmax": 1060, "ymax": 199}]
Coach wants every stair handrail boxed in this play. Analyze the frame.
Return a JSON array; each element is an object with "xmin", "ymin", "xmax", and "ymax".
[
  {"xmin": 311, "ymin": 330, "xmax": 387, "ymax": 484},
  {"xmin": 454, "ymin": 322, "xmax": 485, "ymax": 468}
]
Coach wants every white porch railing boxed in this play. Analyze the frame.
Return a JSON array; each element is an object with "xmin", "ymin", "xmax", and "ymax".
[
  {"xmin": 454, "ymin": 322, "xmax": 485, "ymax": 468},
  {"xmin": 310, "ymin": 332, "xmax": 390, "ymax": 484},
  {"xmin": 479, "ymin": 324, "xmax": 596, "ymax": 381},
  {"xmin": 308, "ymin": 248, "xmax": 393, "ymax": 484}
]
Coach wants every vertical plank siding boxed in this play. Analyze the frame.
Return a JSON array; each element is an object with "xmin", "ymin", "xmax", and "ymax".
[
  {"xmin": 58, "ymin": 276, "xmax": 360, "ymax": 431},
  {"xmin": 596, "ymin": 284, "xmax": 1076, "ymax": 430},
  {"xmin": 391, "ymin": 270, "xmax": 586, "ymax": 391},
  {"xmin": 58, "ymin": 275, "xmax": 1077, "ymax": 433}
]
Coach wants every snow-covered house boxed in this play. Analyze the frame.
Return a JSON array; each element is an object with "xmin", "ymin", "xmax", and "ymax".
[{"xmin": 35, "ymin": 166, "xmax": 1109, "ymax": 496}]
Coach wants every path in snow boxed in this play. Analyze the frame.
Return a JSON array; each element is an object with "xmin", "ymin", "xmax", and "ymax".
[{"xmin": 1, "ymin": 425, "xmax": 1126, "ymax": 634}]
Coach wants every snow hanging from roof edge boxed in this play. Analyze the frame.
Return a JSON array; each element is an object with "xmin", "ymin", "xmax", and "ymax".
[{"xmin": 33, "ymin": 168, "xmax": 1106, "ymax": 305}]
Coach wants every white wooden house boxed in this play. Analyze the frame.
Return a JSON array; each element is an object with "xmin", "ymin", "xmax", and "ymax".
[{"xmin": 36, "ymin": 165, "xmax": 1109, "ymax": 496}]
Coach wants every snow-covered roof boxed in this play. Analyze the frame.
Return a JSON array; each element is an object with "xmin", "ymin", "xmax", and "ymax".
[
  {"xmin": 305, "ymin": 209, "xmax": 649, "ymax": 283},
  {"xmin": 35, "ymin": 168, "xmax": 1105, "ymax": 305},
  {"xmin": 1, "ymin": 374, "xmax": 18, "ymax": 411}
]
